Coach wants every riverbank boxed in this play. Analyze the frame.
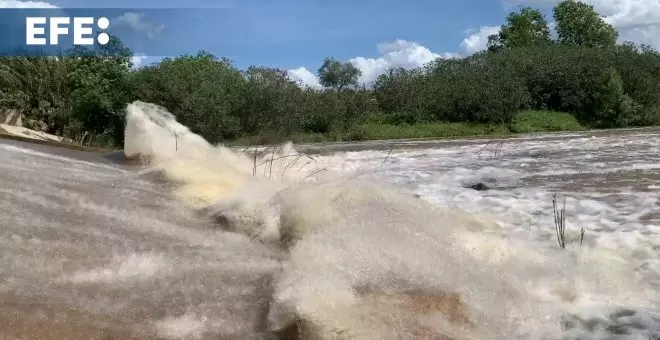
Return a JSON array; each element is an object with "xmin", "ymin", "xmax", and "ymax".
[
  {"xmin": 0, "ymin": 130, "xmax": 113, "ymax": 153},
  {"xmin": 228, "ymin": 110, "xmax": 585, "ymax": 146},
  {"xmin": 0, "ymin": 110, "xmax": 594, "ymax": 151}
]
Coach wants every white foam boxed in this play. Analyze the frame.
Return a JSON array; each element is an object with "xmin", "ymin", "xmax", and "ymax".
[
  {"xmin": 66, "ymin": 253, "xmax": 169, "ymax": 283},
  {"xmin": 1, "ymin": 143, "xmax": 125, "ymax": 173},
  {"xmin": 121, "ymin": 102, "xmax": 660, "ymax": 338},
  {"xmin": 155, "ymin": 314, "xmax": 207, "ymax": 339},
  {"xmin": 3, "ymin": 101, "xmax": 656, "ymax": 339}
]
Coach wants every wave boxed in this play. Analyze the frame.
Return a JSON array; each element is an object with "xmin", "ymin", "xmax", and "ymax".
[{"xmin": 123, "ymin": 101, "xmax": 659, "ymax": 339}]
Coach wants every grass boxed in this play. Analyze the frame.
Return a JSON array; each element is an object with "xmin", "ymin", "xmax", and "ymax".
[
  {"xmin": 239, "ymin": 142, "xmax": 327, "ymax": 180},
  {"xmin": 0, "ymin": 110, "xmax": 586, "ymax": 150},
  {"xmin": 509, "ymin": 110, "xmax": 584, "ymax": 133},
  {"xmin": 344, "ymin": 122, "xmax": 514, "ymax": 141},
  {"xmin": 552, "ymin": 193, "xmax": 586, "ymax": 249},
  {"xmin": 553, "ymin": 194, "xmax": 568, "ymax": 249},
  {"xmin": 229, "ymin": 110, "xmax": 586, "ymax": 146}
]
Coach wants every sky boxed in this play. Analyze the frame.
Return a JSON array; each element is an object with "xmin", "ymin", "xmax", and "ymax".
[{"xmin": 2, "ymin": 0, "xmax": 660, "ymax": 88}]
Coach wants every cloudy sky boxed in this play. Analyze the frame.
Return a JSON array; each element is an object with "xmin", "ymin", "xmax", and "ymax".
[{"xmin": 3, "ymin": 0, "xmax": 660, "ymax": 87}]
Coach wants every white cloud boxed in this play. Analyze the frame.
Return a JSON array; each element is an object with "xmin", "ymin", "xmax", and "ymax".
[
  {"xmin": 114, "ymin": 12, "xmax": 165, "ymax": 39},
  {"xmin": 349, "ymin": 39, "xmax": 459, "ymax": 85},
  {"xmin": 466, "ymin": 0, "xmax": 660, "ymax": 51},
  {"xmin": 516, "ymin": 0, "xmax": 660, "ymax": 49},
  {"xmin": 288, "ymin": 67, "xmax": 322, "ymax": 88},
  {"xmin": 288, "ymin": 39, "xmax": 461, "ymax": 88},
  {"xmin": 289, "ymin": 0, "xmax": 660, "ymax": 89},
  {"xmin": 592, "ymin": 0, "xmax": 660, "ymax": 48},
  {"xmin": 0, "ymin": 0, "xmax": 56, "ymax": 7},
  {"xmin": 460, "ymin": 26, "xmax": 501, "ymax": 54}
]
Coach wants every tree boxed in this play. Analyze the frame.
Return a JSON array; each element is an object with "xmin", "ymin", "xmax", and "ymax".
[
  {"xmin": 0, "ymin": 55, "xmax": 71, "ymax": 133},
  {"xmin": 317, "ymin": 57, "xmax": 361, "ymax": 90},
  {"xmin": 4, "ymin": 0, "xmax": 660, "ymax": 147},
  {"xmin": 553, "ymin": 0, "xmax": 618, "ymax": 47},
  {"xmin": 373, "ymin": 67, "xmax": 427, "ymax": 123},
  {"xmin": 131, "ymin": 51, "xmax": 247, "ymax": 143},
  {"xmin": 241, "ymin": 66, "xmax": 304, "ymax": 134},
  {"xmin": 66, "ymin": 35, "xmax": 134, "ymax": 146},
  {"xmin": 487, "ymin": 7, "xmax": 551, "ymax": 51},
  {"xmin": 594, "ymin": 67, "xmax": 624, "ymax": 124}
]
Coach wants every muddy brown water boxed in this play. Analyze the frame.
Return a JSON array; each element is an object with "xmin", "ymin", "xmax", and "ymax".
[{"xmin": 1, "ymin": 127, "xmax": 659, "ymax": 339}]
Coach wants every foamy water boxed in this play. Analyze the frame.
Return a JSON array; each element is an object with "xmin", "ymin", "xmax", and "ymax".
[
  {"xmin": 308, "ymin": 128, "xmax": 660, "ymax": 339},
  {"xmin": 1, "ymin": 101, "xmax": 659, "ymax": 339}
]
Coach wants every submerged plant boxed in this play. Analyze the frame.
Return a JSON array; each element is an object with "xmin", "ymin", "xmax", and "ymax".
[{"xmin": 552, "ymin": 193, "xmax": 586, "ymax": 249}]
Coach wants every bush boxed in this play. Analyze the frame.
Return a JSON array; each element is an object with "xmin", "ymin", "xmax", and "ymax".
[
  {"xmin": 4, "ymin": 17, "xmax": 660, "ymax": 147},
  {"xmin": 509, "ymin": 111, "xmax": 584, "ymax": 132}
]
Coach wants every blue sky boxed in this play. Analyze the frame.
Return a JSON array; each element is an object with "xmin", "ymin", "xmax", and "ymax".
[
  {"xmin": 2, "ymin": 0, "xmax": 658, "ymax": 86},
  {"xmin": 5, "ymin": 0, "xmax": 519, "ymax": 69}
]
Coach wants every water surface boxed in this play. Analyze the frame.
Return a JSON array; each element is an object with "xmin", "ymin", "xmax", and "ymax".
[{"xmin": 1, "ymin": 106, "xmax": 658, "ymax": 339}]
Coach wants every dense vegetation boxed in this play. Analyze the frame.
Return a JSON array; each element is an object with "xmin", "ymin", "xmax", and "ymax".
[{"xmin": 1, "ymin": 0, "xmax": 659, "ymax": 147}]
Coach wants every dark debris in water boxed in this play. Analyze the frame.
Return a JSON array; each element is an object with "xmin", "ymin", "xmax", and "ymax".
[
  {"xmin": 561, "ymin": 309, "xmax": 660, "ymax": 339},
  {"xmin": 466, "ymin": 183, "xmax": 490, "ymax": 191}
]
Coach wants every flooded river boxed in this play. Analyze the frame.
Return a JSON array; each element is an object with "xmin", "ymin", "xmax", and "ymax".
[{"xmin": 1, "ymin": 102, "xmax": 659, "ymax": 339}]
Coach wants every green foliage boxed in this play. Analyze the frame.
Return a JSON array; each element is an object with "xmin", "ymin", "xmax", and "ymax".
[
  {"xmin": 0, "ymin": 55, "xmax": 70, "ymax": 133},
  {"xmin": 229, "ymin": 110, "xmax": 585, "ymax": 145},
  {"xmin": 67, "ymin": 36, "xmax": 134, "ymax": 146},
  {"xmin": 373, "ymin": 67, "xmax": 428, "ymax": 123},
  {"xmin": 241, "ymin": 66, "xmax": 304, "ymax": 135},
  {"xmin": 593, "ymin": 67, "xmax": 625, "ymax": 127},
  {"xmin": 318, "ymin": 57, "xmax": 361, "ymax": 90},
  {"xmin": 130, "ymin": 53, "xmax": 377, "ymax": 142},
  {"xmin": 553, "ymin": 0, "xmax": 618, "ymax": 47},
  {"xmin": 487, "ymin": 7, "xmax": 551, "ymax": 51},
  {"xmin": 297, "ymin": 88, "xmax": 377, "ymax": 133},
  {"xmin": 375, "ymin": 55, "xmax": 530, "ymax": 125},
  {"xmin": 1, "ymin": 0, "xmax": 659, "ymax": 147},
  {"xmin": 345, "ymin": 122, "xmax": 512, "ymax": 141},
  {"xmin": 131, "ymin": 51, "xmax": 247, "ymax": 143},
  {"xmin": 0, "ymin": 37, "xmax": 133, "ymax": 147},
  {"xmin": 509, "ymin": 110, "xmax": 584, "ymax": 133}
]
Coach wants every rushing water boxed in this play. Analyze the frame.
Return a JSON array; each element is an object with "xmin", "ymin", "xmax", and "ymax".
[{"xmin": 1, "ymin": 101, "xmax": 659, "ymax": 340}]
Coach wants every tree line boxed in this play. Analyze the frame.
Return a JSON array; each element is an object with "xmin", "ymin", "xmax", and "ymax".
[{"xmin": 1, "ymin": 0, "xmax": 659, "ymax": 147}]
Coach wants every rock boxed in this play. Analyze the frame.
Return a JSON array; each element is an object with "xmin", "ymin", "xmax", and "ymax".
[{"xmin": 468, "ymin": 183, "xmax": 489, "ymax": 191}]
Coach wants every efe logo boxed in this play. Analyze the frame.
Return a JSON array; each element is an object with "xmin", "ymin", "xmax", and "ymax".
[{"xmin": 26, "ymin": 17, "xmax": 110, "ymax": 46}]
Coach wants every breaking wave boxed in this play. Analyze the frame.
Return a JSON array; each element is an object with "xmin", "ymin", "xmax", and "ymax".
[{"xmin": 122, "ymin": 101, "xmax": 659, "ymax": 339}]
